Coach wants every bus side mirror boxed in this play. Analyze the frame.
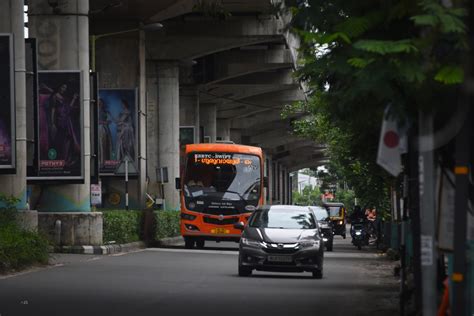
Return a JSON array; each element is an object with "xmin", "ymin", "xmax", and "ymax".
[
  {"xmin": 263, "ymin": 176, "xmax": 269, "ymax": 188},
  {"xmin": 175, "ymin": 177, "xmax": 181, "ymax": 190}
]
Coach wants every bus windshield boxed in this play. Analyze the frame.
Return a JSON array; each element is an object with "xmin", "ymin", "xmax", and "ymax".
[{"xmin": 183, "ymin": 152, "xmax": 261, "ymax": 215}]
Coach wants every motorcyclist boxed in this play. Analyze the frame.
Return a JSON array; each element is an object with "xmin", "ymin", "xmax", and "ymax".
[
  {"xmin": 350, "ymin": 205, "xmax": 364, "ymax": 222},
  {"xmin": 365, "ymin": 206, "xmax": 377, "ymax": 238}
]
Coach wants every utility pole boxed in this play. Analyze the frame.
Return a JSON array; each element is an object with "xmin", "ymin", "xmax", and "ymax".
[
  {"xmin": 418, "ymin": 112, "xmax": 437, "ymax": 316},
  {"xmin": 408, "ymin": 121, "xmax": 423, "ymax": 313},
  {"xmin": 452, "ymin": 3, "xmax": 474, "ymax": 314}
]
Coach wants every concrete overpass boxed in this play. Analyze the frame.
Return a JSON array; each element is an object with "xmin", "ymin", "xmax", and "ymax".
[{"xmin": 0, "ymin": 0, "xmax": 327, "ymax": 244}]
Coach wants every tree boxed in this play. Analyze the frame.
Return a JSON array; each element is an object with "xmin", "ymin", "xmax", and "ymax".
[{"xmin": 282, "ymin": 0, "xmax": 468, "ymax": 215}]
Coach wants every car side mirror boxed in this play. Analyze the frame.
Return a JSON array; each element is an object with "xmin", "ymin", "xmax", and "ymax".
[
  {"xmin": 263, "ymin": 176, "xmax": 269, "ymax": 188},
  {"xmin": 175, "ymin": 177, "xmax": 181, "ymax": 190},
  {"xmin": 234, "ymin": 222, "xmax": 245, "ymax": 230}
]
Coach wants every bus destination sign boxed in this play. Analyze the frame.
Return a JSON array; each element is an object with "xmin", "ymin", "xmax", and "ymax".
[{"xmin": 194, "ymin": 153, "xmax": 253, "ymax": 166}]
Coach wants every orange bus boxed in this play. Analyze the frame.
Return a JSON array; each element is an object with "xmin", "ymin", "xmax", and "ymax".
[{"xmin": 177, "ymin": 143, "xmax": 265, "ymax": 249}]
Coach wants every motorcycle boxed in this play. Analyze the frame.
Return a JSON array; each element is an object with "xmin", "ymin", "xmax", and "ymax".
[{"xmin": 350, "ymin": 220, "xmax": 369, "ymax": 250}]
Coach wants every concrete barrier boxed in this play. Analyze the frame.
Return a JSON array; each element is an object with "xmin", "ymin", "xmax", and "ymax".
[
  {"xmin": 17, "ymin": 210, "xmax": 38, "ymax": 232},
  {"xmin": 38, "ymin": 212, "xmax": 103, "ymax": 246}
]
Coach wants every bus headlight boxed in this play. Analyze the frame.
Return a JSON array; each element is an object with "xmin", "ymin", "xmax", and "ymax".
[{"xmin": 181, "ymin": 213, "xmax": 197, "ymax": 221}]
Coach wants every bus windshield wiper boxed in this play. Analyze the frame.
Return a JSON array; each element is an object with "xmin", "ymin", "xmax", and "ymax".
[{"xmin": 223, "ymin": 190, "xmax": 246, "ymax": 202}]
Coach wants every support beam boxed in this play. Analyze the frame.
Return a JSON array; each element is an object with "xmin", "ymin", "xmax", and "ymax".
[
  {"xmin": 29, "ymin": 0, "xmax": 91, "ymax": 211},
  {"xmin": 158, "ymin": 62, "xmax": 180, "ymax": 210},
  {"xmin": 0, "ymin": 0, "xmax": 27, "ymax": 209}
]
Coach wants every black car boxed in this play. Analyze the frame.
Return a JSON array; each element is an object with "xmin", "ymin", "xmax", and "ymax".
[
  {"xmin": 310, "ymin": 206, "xmax": 334, "ymax": 251},
  {"xmin": 234, "ymin": 205, "xmax": 324, "ymax": 279}
]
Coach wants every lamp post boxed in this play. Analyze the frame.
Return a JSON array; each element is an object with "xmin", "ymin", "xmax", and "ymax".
[{"xmin": 89, "ymin": 22, "xmax": 163, "ymax": 71}]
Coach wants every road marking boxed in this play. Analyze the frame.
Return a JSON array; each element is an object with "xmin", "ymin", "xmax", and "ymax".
[
  {"xmin": 110, "ymin": 249, "xmax": 146, "ymax": 257},
  {"xmin": 147, "ymin": 248, "xmax": 239, "ymax": 255},
  {"xmin": 146, "ymin": 248, "xmax": 378, "ymax": 259},
  {"xmin": 0, "ymin": 264, "xmax": 64, "ymax": 280}
]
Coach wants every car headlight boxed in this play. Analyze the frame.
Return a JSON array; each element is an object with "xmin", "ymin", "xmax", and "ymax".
[
  {"xmin": 339, "ymin": 221, "xmax": 343, "ymax": 225},
  {"xmin": 355, "ymin": 231, "xmax": 362, "ymax": 236},
  {"xmin": 299, "ymin": 240, "xmax": 321, "ymax": 249},
  {"xmin": 241, "ymin": 237, "xmax": 262, "ymax": 248}
]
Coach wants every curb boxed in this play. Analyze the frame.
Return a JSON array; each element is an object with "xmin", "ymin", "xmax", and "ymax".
[
  {"xmin": 157, "ymin": 236, "xmax": 184, "ymax": 247},
  {"xmin": 53, "ymin": 241, "xmax": 146, "ymax": 255}
]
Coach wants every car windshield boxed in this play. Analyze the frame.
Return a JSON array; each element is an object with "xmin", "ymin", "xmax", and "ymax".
[
  {"xmin": 249, "ymin": 208, "xmax": 316, "ymax": 229},
  {"xmin": 312, "ymin": 207, "xmax": 329, "ymax": 221},
  {"xmin": 326, "ymin": 206, "xmax": 342, "ymax": 217}
]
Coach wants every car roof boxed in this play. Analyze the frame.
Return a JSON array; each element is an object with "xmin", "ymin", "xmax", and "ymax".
[
  {"xmin": 259, "ymin": 205, "xmax": 311, "ymax": 212},
  {"xmin": 322, "ymin": 202, "xmax": 344, "ymax": 206}
]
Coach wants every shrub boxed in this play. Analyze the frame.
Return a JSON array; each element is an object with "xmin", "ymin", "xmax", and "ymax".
[
  {"xmin": 102, "ymin": 210, "xmax": 144, "ymax": 244},
  {"xmin": 154, "ymin": 210, "xmax": 180, "ymax": 240},
  {"xmin": 0, "ymin": 224, "xmax": 49, "ymax": 273},
  {"xmin": 0, "ymin": 194, "xmax": 49, "ymax": 273}
]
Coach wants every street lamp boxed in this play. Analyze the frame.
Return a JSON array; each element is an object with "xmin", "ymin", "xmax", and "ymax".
[{"xmin": 90, "ymin": 22, "xmax": 163, "ymax": 71}]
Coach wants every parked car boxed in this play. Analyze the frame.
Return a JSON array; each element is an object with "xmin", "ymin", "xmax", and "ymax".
[
  {"xmin": 310, "ymin": 206, "xmax": 334, "ymax": 251},
  {"xmin": 234, "ymin": 205, "xmax": 324, "ymax": 279}
]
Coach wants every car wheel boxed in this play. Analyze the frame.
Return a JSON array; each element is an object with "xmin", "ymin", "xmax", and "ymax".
[
  {"xmin": 312, "ymin": 269, "xmax": 323, "ymax": 279},
  {"xmin": 184, "ymin": 237, "xmax": 195, "ymax": 249},
  {"xmin": 196, "ymin": 239, "xmax": 205, "ymax": 249},
  {"xmin": 238, "ymin": 265, "xmax": 252, "ymax": 277},
  {"xmin": 326, "ymin": 242, "xmax": 333, "ymax": 252}
]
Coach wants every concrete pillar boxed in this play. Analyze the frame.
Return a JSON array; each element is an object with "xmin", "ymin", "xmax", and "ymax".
[
  {"xmin": 278, "ymin": 163, "xmax": 284, "ymax": 204},
  {"xmin": 0, "ymin": 0, "xmax": 27, "ymax": 209},
  {"xmin": 95, "ymin": 31, "xmax": 140, "ymax": 209},
  {"xmin": 230, "ymin": 128, "xmax": 242, "ymax": 144},
  {"xmin": 157, "ymin": 62, "xmax": 180, "ymax": 210},
  {"xmin": 146, "ymin": 65, "xmax": 160, "ymax": 197},
  {"xmin": 216, "ymin": 119, "xmax": 231, "ymax": 141},
  {"xmin": 200, "ymin": 104, "xmax": 216, "ymax": 143},
  {"xmin": 137, "ymin": 30, "xmax": 147, "ymax": 209},
  {"xmin": 29, "ymin": 0, "xmax": 90, "ymax": 211},
  {"xmin": 180, "ymin": 86, "xmax": 199, "ymax": 143}
]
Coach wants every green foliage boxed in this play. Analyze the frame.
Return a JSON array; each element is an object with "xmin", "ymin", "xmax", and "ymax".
[
  {"xmin": 282, "ymin": 0, "xmax": 468, "ymax": 219},
  {"xmin": 0, "ymin": 194, "xmax": 49, "ymax": 273},
  {"xmin": 154, "ymin": 210, "xmax": 180, "ymax": 240},
  {"xmin": 0, "ymin": 224, "xmax": 49, "ymax": 273},
  {"xmin": 102, "ymin": 210, "xmax": 144, "ymax": 244},
  {"xmin": 293, "ymin": 185, "xmax": 321, "ymax": 206},
  {"xmin": 434, "ymin": 65, "xmax": 464, "ymax": 84},
  {"xmin": 353, "ymin": 39, "xmax": 418, "ymax": 55},
  {"xmin": 335, "ymin": 188, "xmax": 356, "ymax": 211}
]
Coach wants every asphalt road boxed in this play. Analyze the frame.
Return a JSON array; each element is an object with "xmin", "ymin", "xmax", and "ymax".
[{"xmin": 0, "ymin": 236, "xmax": 398, "ymax": 316}]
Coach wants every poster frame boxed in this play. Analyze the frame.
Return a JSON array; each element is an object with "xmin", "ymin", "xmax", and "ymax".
[
  {"xmin": 98, "ymin": 87, "xmax": 139, "ymax": 177},
  {"xmin": 90, "ymin": 72, "xmax": 99, "ymax": 184},
  {"xmin": 0, "ymin": 33, "xmax": 16, "ymax": 172},
  {"xmin": 33, "ymin": 70, "xmax": 84, "ymax": 181},
  {"xmin": 25, "ymin": 38, "xmax": 39, "ymax": 178}
]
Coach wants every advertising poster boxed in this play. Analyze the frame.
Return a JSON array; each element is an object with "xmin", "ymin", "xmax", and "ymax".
[
  {"xmin": 98, "ymin": 89, "xmax": 137, "ymax": 174},
  {"xmin": 0, "ymin": 34, "xmax": 15, "ymax": 170},
  {"xmin": 38, "ymin": 71, "xmax": 83, "ymax": 179}
]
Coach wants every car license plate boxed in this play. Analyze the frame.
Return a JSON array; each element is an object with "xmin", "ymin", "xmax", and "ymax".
[
  {"xmin": 267, "ymin": 255, "xmax": 292, "ymax": 263},
  {"xmin": 211, "ymin": 228, "xmax": 229, "ymax": 234}
]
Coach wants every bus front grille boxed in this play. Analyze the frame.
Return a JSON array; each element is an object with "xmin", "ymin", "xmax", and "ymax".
[{"xmin": 203, "ymin": 216, "xmax": 240, "ymax": 225}]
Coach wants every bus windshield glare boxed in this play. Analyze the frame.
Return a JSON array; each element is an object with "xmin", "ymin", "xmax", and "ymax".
[{"xmin": 183, "ymin": 152, "xmax": 261, "ymax": 215}]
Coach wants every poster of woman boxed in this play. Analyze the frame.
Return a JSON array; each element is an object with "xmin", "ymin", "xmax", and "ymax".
[
  {"xmin": 98, "ymin": 89, "xmax": 137, "ymax": 174},
  {"xmin": 37, "ymin": 71, "xmax": 82, "ymax": 178},
  {"xmin": 0, "ymin": 34, "xmax": 14, "ymax": 170}
]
